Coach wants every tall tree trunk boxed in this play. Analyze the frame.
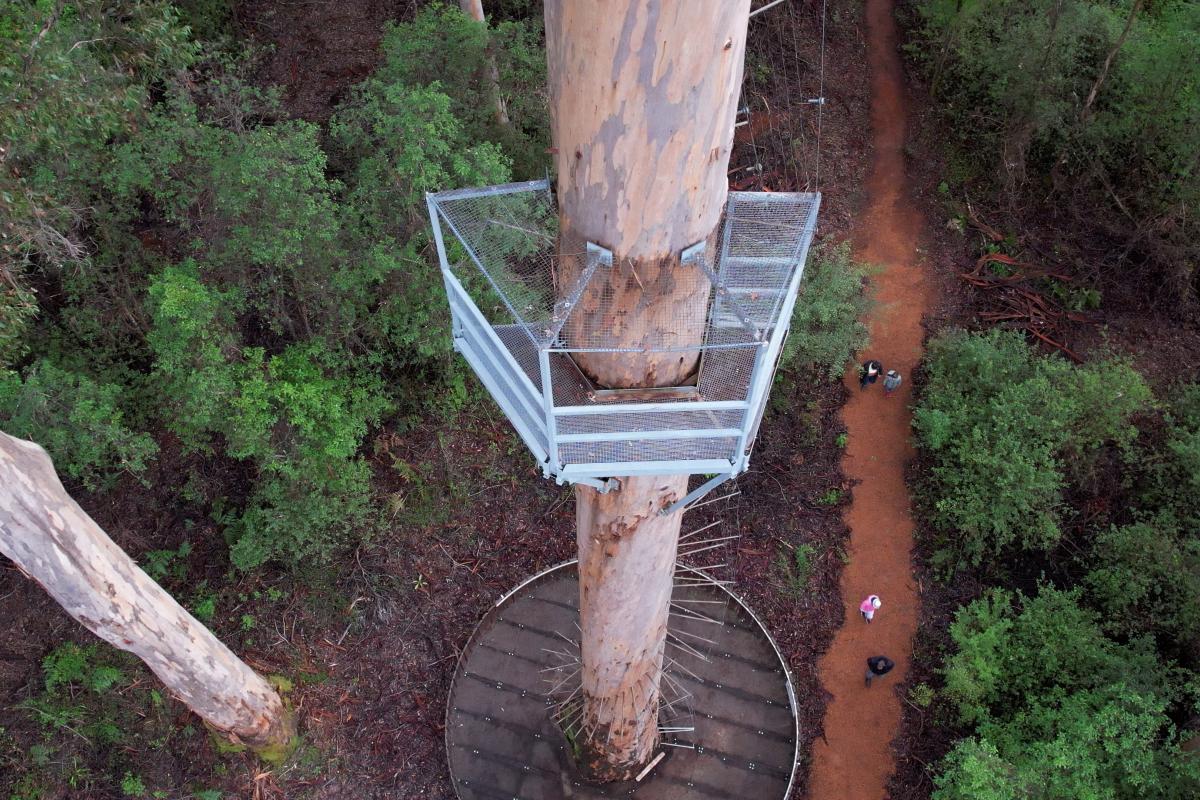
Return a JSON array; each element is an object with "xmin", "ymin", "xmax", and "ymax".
[
  {"xmin": 0, "ymin": 432, "xmax": 295, "ymax": 752},
  {"xmin": 1003, "ymin": 0, "xmax": 1065, "ymax": 193},
  {"xmin": 459, "ymin": 0, "xmax": 510, "ymax": 127},
  {"xmin": 1051, "ymin": 0, "xmax": 1144, "ymax": 186},
  {"xmin": 1080, "ymin": 0, "xmax": 1143, "ymax": 123},
  {"xmin": 545, "ymin": 0, "xmax": 750, "ymax": 782}
]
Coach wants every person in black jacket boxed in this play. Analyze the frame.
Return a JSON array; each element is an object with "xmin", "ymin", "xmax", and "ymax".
[
  {"xmin": 865, "ymin": 655, "xmax": 894, "ymax": 687},
  {"xmin": 859, "ymin": 359, "xmax": 883, "ymax": 390}
]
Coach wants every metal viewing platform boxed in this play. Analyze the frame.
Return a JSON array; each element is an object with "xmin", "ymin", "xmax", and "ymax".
[{"xmin": 427, "ymin": 180, "xmax": 819, "ymax": 505}]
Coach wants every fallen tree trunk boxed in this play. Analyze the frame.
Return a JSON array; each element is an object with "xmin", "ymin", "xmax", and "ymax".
[{"xmin": 0, "ymin": 432, "xmax": 295, "ymax": 753}]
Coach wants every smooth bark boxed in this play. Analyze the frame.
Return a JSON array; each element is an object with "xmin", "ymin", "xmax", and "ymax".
[
  {"xmin": 0, "ymin": 432, "xmax": 294, "ymax": 750},
  {"xmin": 545, "ymin": 0, "xmax": 750, "ymax": 781},
  {"xmin": 573, "ymin": 475, "xmax": 686, "ymax": 780},
  {"xmin": 548, "ymin": 0, "xmax": 748, "ymax": 388}
]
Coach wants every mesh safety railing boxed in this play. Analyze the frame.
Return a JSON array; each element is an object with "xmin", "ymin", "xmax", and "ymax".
[{"xmin": 428, "ymin": 181, "xmax": 820, "ymax": 486}]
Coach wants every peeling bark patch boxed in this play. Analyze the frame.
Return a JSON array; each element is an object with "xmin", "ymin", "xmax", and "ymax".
[{"xmin": 548, "ymin": 0, "xmax": 749, "ymax": 258}]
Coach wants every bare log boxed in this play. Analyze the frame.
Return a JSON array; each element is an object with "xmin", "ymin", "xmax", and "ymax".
[
  {"xmin": 545, "ymin": 0, "xmax": 750, "ymax": 781},
  {"xmin": 0, "ymin": 432, "xmax": 295, "ymax": 752}
]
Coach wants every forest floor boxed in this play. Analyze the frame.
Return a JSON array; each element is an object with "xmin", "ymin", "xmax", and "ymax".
[
  {"xmin": 0, "ymin": 4, "xmax": 880, "ymax": 800},
  {"xmin": 806, "ymin": 1, "xmax": 928, "ymax": 797}
]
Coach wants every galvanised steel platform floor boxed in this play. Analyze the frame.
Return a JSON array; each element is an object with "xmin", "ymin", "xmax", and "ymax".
[{"xmin": 446, "ymin": 562, "xmax": 798, "ymax": 799}]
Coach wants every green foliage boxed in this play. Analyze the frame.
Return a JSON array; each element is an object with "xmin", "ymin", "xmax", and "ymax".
[
  {"xmin": 190, "ymin": 585, "xmax": 217, "ymax": 623},
  {"xmin": 911, "ymin": 0, "xmax": 1200, "ymax": 299},
  {"xmin": 38, "ymin": 643, "xmax": 127, "ymax": 702},
  {"xmin": 909, "ymin": 683, "xmax": 935, "ymax": 709},
  {"xmin": 147, "ymin": 263, "xmax": 389, "ymax": 568},
  {"xmin": 1, "ymin": 0, "xmax": 194, "ymax": 273},
  {"xmin": 776, "ymin": 542, "xmax": 816, "ymax": 597},
  {"xmin": 367, "ymin": 2, "xmax": 549, "ymax": 178},
  {"xmin": 331, "ymin": 82, "xmax": 511, "ymax": 236},
  {"xmin": 172, "ymin": 0, "xmax": 235, "ymax": 41},
  {"xmin": 327, "ymin": 23, "xmax": 532, "ymax": 416},
  {"xmin": 113, "ymin": 98, "xmax": 352, "ymax": 340},
  {"xmin": 912, "ymin": 329, "xmax": 1152, "ymax": 574},
  {"xmin": 816, "ymin": 488, "xmax": 842, "ymax": 506},
  {"xmin": 1141, "ymin": 383, "xmax": 1200, "ymax": 531},
  {"xmin": 1084, "ymin": 518, "xmax": 1200, "ymax": 646},
  {"xmin": 42, "ymin": 644, "xmax": 95, "ymax": 695},
  {"xmin": 935, "ymin": 586, "xmax": 1200, "ymax": 799},
  {"xmin": 230, "ymin": 456, "xmax": 376, "ymax": 571},
  {"xmin": 144, "ymin": 261, "xmax": 241, "ymax": 446},
  {"xmin": 140, "ymin": 540, "xmax": 193, "ymax": 585},
  {"xmin": 0, "ymin": 361, "xmax": 157, "ymax": 490},
  {"xmin": 0, "ymin": 279, "xmax": 37, "ymax": 369},
  {"xmin": 780, "ymin": 242, "xmax": 874, "ymax": 380},
  {"xmin": 120, "ymin": 772, "xmax": 147, "ymax": 797}
]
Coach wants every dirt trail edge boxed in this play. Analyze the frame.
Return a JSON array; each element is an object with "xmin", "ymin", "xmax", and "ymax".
[{"xmin": 806, "ymin": 1, "xmax": 928, "ymax": 798}]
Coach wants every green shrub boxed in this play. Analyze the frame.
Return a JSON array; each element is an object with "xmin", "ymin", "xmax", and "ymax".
[
  {"xmin": 330, "ymin": 83, "xmax": 511, "ymax": 235},
  {"xmin": 172, "ymin": 0, "xmax": 236, "ymax": 41},
  {"xmin": 0, "ymin": 361, "xmax": 157, "ymax": 491},
  {"xmin": 776, "ymin": 542, "xmax": 816, "ymax": 597},
  {"xmin": 120, "ymin": 772, "xmax": 146, "ymax": 797},
  {"xmin": 329, "ymin": 60, "xmax": 515, "ymax": 415},
  {"xmin": 147, "ymin": 263, "xmax": 392, "ymax": 565},
  {"xmin": 145, "ymin": 261, "xmax": 245, "ymax": 450},
  {"xmin": 1084, "ymin": 519, "xmax": 1200, "ymax": 646},
  {"xmin": 112, "ymin": 100, "xmax": 351, "ymax": 340},
  {"xmin": 935, "ymin": 586, "xmax": 1200, "ymax": 799},
  {"xmin": 368, "ymin": 2, "xmax": 549, "ymax": 178},
  {"xmin": 1143, "ymin": 383, "xmax": 1200, "ymax": 531},
  {"xmin": 1, "ymin": 1, "xmax": 195, "ymax": 275},
  {"xmin": 943, "ymin": 588, "xmax": 1165, "ymax": 725},
  {"xmin": 230, "ymin": 458, "xmax": 375, "ymax": 571},
  {"xmin": 0, "ymin": 279, "xmax": 37, "ymax": 369},
  {"xmin": 148, "ymin": 267, "xmax": 389, "ymax": 567},
  {"xmin": 780, "ymin": 242, "xmax": 873, "ymax": 380},
  {"xmin": 913, "ymin": 329, "xmax": 1152, "ymax": 574},
  {"xmin": 41, "ymin": 644, "xmax": 126, "ymax": 696}
]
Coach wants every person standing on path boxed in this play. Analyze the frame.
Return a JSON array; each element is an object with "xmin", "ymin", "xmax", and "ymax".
[
  {"xmin": 859, "ymin": 359, "xmax": 882, "ymax": 390},
  {"xmin": 883, "ymin": 369, "xmax": 902, "ymax": 396},
  {"xmin": 865, "ymin": 656, "xmax": 895, "ymax": 687},
  {"xmin": 860, "ymin": 594, "xmax": 881, "ymax": 623}
]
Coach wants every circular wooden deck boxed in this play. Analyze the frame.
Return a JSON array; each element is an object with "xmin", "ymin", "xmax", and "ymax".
[{"xmin": 446, "ymin": 561, "xmax": 798, "ymax": 799}]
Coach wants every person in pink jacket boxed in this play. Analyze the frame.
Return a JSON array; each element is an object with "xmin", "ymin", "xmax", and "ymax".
[{"xmin": 860, "ymin": 594, "xmax": 882, "ymax": 623}]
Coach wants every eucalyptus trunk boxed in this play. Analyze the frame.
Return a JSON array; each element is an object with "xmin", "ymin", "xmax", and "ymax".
[
  {"xmin": 545, "ymin": 0, "xmax": 750, "ymax": 781},
  {"xmin": 0, "ymin": 432, "xmax": 295, "ymax": 753}
]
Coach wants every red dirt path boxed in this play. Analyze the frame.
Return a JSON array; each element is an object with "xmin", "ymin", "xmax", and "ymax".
[{"xmin": 806, "ymin": 1, "xmax": 929, "ymax": 798}]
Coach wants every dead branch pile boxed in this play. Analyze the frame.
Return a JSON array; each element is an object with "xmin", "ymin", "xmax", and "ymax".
[{"xmin": 962, "ymin": 209, "xmax": 1089, "ymax": 362}]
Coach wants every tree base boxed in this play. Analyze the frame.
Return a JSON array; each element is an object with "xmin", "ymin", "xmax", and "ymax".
[
  {"xmin": 445, "ymin": 561, "xmax": 799, "ymax": 797},
  {"xmin": 204, "ymin": 678, "xmax": 299, "ymax": 765}
]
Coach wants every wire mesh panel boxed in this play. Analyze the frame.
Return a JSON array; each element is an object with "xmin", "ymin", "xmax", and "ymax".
[{"xmin": 427, "ymin": 182, "xmax": 820, "ymax": 485}]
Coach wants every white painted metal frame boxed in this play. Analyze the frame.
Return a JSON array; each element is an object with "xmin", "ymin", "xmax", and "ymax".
[{"xmin": 426, "ymin": 183, "xmax": 820, "ymax": 492}]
